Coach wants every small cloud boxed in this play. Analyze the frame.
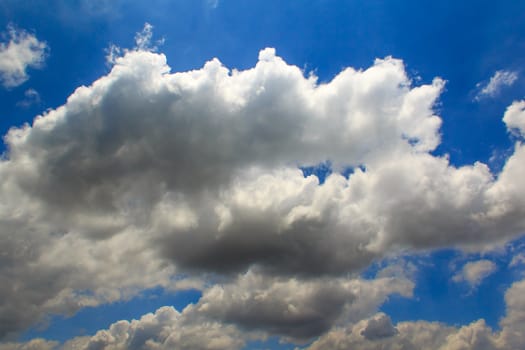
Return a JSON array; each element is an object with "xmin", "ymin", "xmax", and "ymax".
[
  {"xmin": 105, "ymin": 43, "xmax": 122, "ymax": 65},
  {"xmin": 452, "ymin": 259, "xmax": 497, "ymax": 289},
  {"xmin": 105, "ymin": 23, "xmax": 164, "ymax": 65},
  {"xmin": 510, "ymin": 253, "xmax": 525, "ymax": 268},
  {"xmin": 134, "ymin": 22, "xmax": 164, "ymax": 52},
  {"xmin": 475, "ymin": 70, "xmax": 518, "ymax": 100},
  {"xmin": 16, "ymin": 88, "xmax": 41, "ymax": 108},
  {"xmin": 502, "ymin": 100, "xmax": 525, "ymax": 137},
  {"xmin": 0, "ymin": 24, "xmax": 48, "ymax": 88}
]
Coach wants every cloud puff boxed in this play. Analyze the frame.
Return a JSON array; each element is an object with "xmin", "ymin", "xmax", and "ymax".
[
  {"xmin": 72, "ymin": 306, "xmax": 244, "ymax": 350},
  {"xmin": 0, "ymin": 25, "xmax": 47, "ymax": 88},
  {"xmin": 509, "ymin": 253, "xmax": 525, "ymax": 267},
  {"xmin": 476, "ymin": 70, "xmax": 518, "ymax": 100},
  {"xmin": 306, "ymin": 278, "xmax": 525, "ymax": 350},
  {"xmin": 10, "ymin": 276, "xmax": 519, "ymax": 350},
  {"xmin": 503, "ymin": 100, "xmax": 525, "ymax": 137},
  {"xmin": 452, "ymin": 259, "xmax": 497, "ymax": 288},
  {"xmin": 193, "ymin": 271, "xmax": 412, "ymax": 341},
  {"xmin": 1, "ymin": 269, "xmax": 413, "ymax": 349},
  {"xmin": 1, "ymin": 46, "xmax": 525, "ymax": 338},
  {"xmin": 360, "ymin": 313, "xmax": 398, "ymax": 340}
]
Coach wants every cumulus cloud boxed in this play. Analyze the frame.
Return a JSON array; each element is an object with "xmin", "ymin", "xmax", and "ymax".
[
  {"xmin": 192, "ymin": 271, "xmax": 412, "ymax": 341},
  {"xmin": 0, "ymin": 307, "xmax": 244, "ymax": 350},
  {"xmin": 1, "ymin": 268, "xmax": 413, "ymax": 349},
  {"xmin": 503, "ymin": 100, "xmax": 525, "ymax": 137},
  {"xmin": 360, "ymin": 313, "xmax": 398, "ymax": 340},
  {"xmin": 306, "ymin": 278, "xmax": 525, "ymax": 350},
  {"xmin": 70, "ymin": 306, "xmax": 244, "ymax": 350},
  {"xmin": 133, "ymin": 22, "xmax": 163, "ymax": 52},
  {"xmin": 476, "ymin": 70, "xmax": 518, "ymax": 100},
  {"xmin": 452, "ymin": 259, "xmax": 497, "ymax": 288},
  {"xmin": 0, "ymin": 339, "xmax": 59, "ymax": 350},
  {"xmin": 1, "ymin": 45, "xmax": 525, "ymax": 339},
  {"xmin": 0, "ymin": 25, "xmax": 47, "ymax": 88}
]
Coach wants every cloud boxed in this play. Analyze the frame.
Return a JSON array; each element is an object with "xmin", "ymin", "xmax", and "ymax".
[
  {"xmin": 16, "ymin": 88, "xmax": 41, "ymax": 108},
  {"xmin": 306, "ymin": 278, "xmax": 525, "ymax": 350},
  {"xmin": 476, "ymin": 70, "xmax": 518, "ymax": 100},
  {"xmin": 0, "ymin": 269, "xmax": 412, "ymax": 348},
  {"xmin": 9, "ymin": 276, "xmax": 524, "ymax": 350},
  {"xmin": 360, "ymin": 313, "xmax": 398, "ymax": 340},
  {"xmin": 503, "ymin": 100, "xmax": 525, "ymax": 137},
  {"xmin": 192, "ymin": 271, "xmax": 412, "ymax": 342},
  {"xmin": 70, "ymin": 306, "xmax": 244, "ymax": 350},
  {"xmin": 107, "ymin": 23, "xmax": 163, "ymax": 65},
  {"xmin": 452, "ymin": 259, "xmax": 497, "ymax": 288},
  {"xmin": 509, "ymin": 253, "xmax": 525, "ymax": 267},
  {"xmin": 0, "ymin": 339, "xmax": 59, "ymax": 350},
  {"xmin": 0, "ymin": 25, "xmax": 47, "ymax": 88},
  {"xmin": 1, "ymin": 47, "xmax": 525, "ymax": 338}
]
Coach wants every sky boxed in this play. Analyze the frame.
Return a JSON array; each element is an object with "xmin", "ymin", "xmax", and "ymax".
[{"xmin": 0, "ymin": 1, "xmax": 525, "ymax": 349}]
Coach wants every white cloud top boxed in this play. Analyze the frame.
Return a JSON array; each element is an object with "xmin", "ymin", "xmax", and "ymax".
[{"xmin": 0, "ymin": 25, "xmax": 47, "ymax": 88}]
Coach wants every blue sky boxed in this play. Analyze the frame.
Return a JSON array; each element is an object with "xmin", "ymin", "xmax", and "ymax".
[{"xmin": 1, "ymin": 1, "xmax": 525, "ymax": 349}]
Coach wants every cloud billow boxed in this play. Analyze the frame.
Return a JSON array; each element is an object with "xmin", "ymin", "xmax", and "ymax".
[{"xmin": 1, "ymin": 45, "xmax": 525, "ymax": 342}]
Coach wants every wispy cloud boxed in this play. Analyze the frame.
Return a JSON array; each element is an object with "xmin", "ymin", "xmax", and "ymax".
[
  {"xmin": 475, "ymin": 70, "xmax": 518, "ymax": 100},
  {"xmin": 106, "ymin": 23, "xmax": 164, "ymax": 65},
  {"xmin": 16, "ymin": 88, "xmax": 41, "ymax": 108}
]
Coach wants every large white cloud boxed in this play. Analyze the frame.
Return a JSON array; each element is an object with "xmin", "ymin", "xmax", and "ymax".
[
  {"xmin": 0, "ymin": 25, "xmax": 47, "ymax": 88},
  {"xmin": 1, "ymin": 44, "xmax": 525, "ymax": 340}
]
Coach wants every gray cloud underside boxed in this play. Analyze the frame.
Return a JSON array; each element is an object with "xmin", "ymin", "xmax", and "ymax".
[
  {"xmin": 4, "ymin": 277, "xmax": 525, "ymax": 349},
  {"xmin": 0, "ymin": 271, "xmax": 414, "ymax": 349},
  {"xmin": 1, "ymin": 48, "xmax": 525, "ymax": 337},
  {"xmin": 306, "ymin": 278, "xmax": 525, "ymax": 350}
]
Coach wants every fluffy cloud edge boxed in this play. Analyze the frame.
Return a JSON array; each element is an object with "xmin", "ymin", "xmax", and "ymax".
[{"xmin": 0, "ymin": 25, "xmax": 47, "ymax": 88}]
